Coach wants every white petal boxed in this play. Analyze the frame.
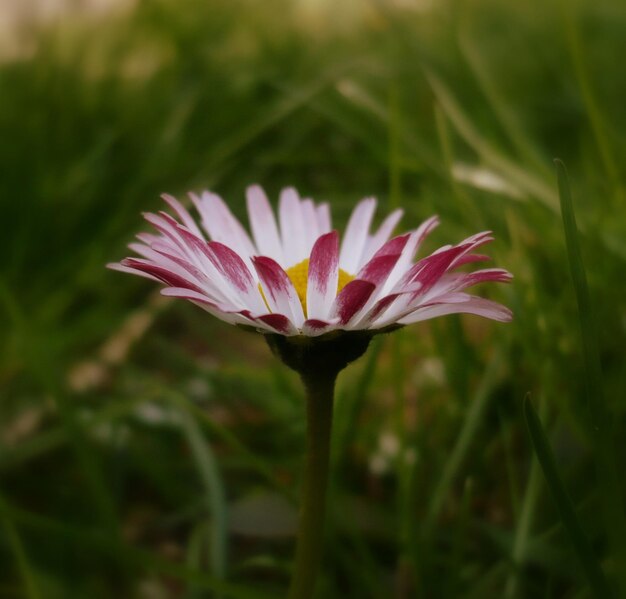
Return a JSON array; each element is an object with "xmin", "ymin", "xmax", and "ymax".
[
  {"xmin": 339, "ymin": 197, "xmax": 377, "ymax": 273},
  {"xmin": 191, "ymin": 191, "xmax": 256, "ymax": 262},
  {"xmin": 161, "ymin": 193, "xmax": 204, "ymax": 239},
  {"xmin": 316, "ymin": 203, "xmax": 332, "ymax": 234},
  {"xmin": 362, "ymin": 208, "xmax": 404, "ymax": 263},
  {"xmin": 246, "ymin": 185, "xmax": 284, "ymax": 264},
  {"xmin": 301, "ymin": 199, "xmax": 320, "ymax": 253},
  {"xmin": 279, "ymin": 187, "xmax": 308, "ymax": 266}
]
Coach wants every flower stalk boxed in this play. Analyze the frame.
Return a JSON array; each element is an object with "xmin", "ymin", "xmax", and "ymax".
[
  {"xmin": 287, "ymin": 371, "xmax": 336, "ymax": 599},
  {"xmin": 266, "ymin": 332, "xmax": 373, "ymax": 598}
]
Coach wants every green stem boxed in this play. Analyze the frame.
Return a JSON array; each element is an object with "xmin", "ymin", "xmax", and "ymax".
[
  {"xmin": 287, "ymin": 373, "xmax": 337, "ymax": 599},
  {"xmin": 264, "ymin": 332, "xmax": 372, "ymax": 597}
]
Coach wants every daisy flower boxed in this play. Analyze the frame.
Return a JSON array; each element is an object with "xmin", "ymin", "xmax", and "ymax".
[
  {"xmin": 108, "ymin": 185, "xmax": 512, "ymax": 339},
  {"xmin": 108, "ymin": 184, "xmax": 512, "ymax": 599}
]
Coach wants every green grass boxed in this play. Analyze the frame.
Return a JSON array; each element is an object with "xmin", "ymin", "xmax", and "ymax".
[{"xmin": 1, "ymin": 0, "xmax": 626, "ymax": 596}]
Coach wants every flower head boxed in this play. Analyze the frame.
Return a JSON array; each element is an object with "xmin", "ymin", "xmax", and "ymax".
[{"xmin": 108, "ymin": 186, "xmax": 512, "ymax": 340}]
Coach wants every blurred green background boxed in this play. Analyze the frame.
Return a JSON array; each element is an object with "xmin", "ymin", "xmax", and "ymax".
[{"xmin": 1, "ymin": 0, "xmax": 625, "ymax": 597}]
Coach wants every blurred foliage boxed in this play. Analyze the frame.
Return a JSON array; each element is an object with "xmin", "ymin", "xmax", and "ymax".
[{"xmin": 1, "ymin": 0, "xmax": 625, "ymax": 597}]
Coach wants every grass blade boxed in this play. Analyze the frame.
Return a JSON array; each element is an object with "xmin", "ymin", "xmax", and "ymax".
[
  {"xmin": 332, "ymin": 335, "xmax": 384, "ymax": 465},
  {"xmin": 522, "ymin": 395, "xmax": 610, "ymax": 598},
  {"xmin": 556, "ymin": 159, "xmax": 626, "ymax": 594},
  {"xmin": 504, "ymin": 396, "xmax": 545, "ymax": 599},
  {"xmin": 558, "ymin": 2, "xmax": 622, "ymax": 198},
  {"xmin": 556, "ymin": 159, "xmax": 604, "ymax": 422},
  {"xmin": 457, "ymin": 28, "xmax": 549, "ymax": 178},
  {"xmin": 0, "ymin": 491, "xmax": 42, "ymax": 599},
  {"xmin": 4, "ymin": 502, "xmax": 269, "ymax": 599},
  {"xmin": 178, "ymin": 406, "xmax": 228, "ymax": 589},
  {"xmin": 423, "ymin": 349, "xmax": 503, "ymax": 537},
  {"xmin": 424, "ymin": 67, "xmax": 558, "ymax": 210}
]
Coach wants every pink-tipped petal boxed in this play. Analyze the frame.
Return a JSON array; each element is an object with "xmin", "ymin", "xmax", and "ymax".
[
  {"xmin": 353, "ymin": 233, "xmax": 410, "ymax": 299},
  {"xmin": 107, "ymin": 262, "xmax": 161, "ymax": 282},
  {"xmin": 456, "ymin": 268, "xmax": 513, "ymax": 286},
  {"xmin": 370, "ymin": 234, "xmax": 410, "ymax": 258},
  {"xmin": 331, "ymin": 279, "xmax": 376, "ymax": 325},
  {"xmin": 160, "ymin": 287, "xmax": 217, "ymax": 305},
  {"xmin": 144, "ymin": 212, "xmax": 213, "ymax": 273},
  {"xmin": 161, "ymin": 194, "xmax": 204, "ymax": 239},
  {"xmin": 136, "ymin": 232, "xmax": 160, "ymax": 246},
  {"xmin": 393, "ymin": 233, "xmax": 479, "ymax": 298},
  {"xmin": 148, "ymin": 243, "xmax": 213, "ymax": 287},
  {"xmin": 255, "ymin": 313, "xmax": 298, "ymax": 335},
  {"xmin": 143, "ymin": 212, "xmax": 189, "ymax": 252},
  {"xmin": 415, "ymin": 215, "xmax": 440, "ymax": 244},
  {"xmin": 161, "ymin": 288, "xmax": 259, "ymax": 326},
  {"xmin": 403, "ymin": 233, "xmax": 498, "ymax": 295},
  {"xmin": 164, "ymin": 222, "xmax": 216, "ymax": 266},
  {"xmin": 348, "ymin": 253, "xmax": 403, "ymax": 324},
  {"xmin": 356, "ymin": 254, "xmax": 402, "ymax": 287},
  {"xmin": 206, "ymin": 242, "xmax": 254, "ymax": 291},
  {"xmin": 127, "ymin": 242, "xmax": 158, "ymax": 260},
  {"xmin": 379, "ymin": 216, "xmax": 439, "ymax": 294},
  {"xmin": 453, "ymin": 253, "xmax": 491, "ymax": 267},
  {"xmin": 155, "ymin": 224, "xmax": 247, "ymax": 305},
  {"xmin": 302, "ymin": 318, "xmax": 339, "ymax": 337},
  {"xmin": 121, "ymin": 258, "xmax": 205, "ymax": 294},
  {"xmin": 447, "ymin": 232, "xmax": 494, "ymax": 267},
  {"xmin": 253, "ymin": 256, "xmax": 305, "ymax": 327},
  {"xmin": 306, "ymin": 231, "xmax": 339, "ymax": 320},
  {"xmin": 206, "ymin": 242, "xmax": 267, "ymax": 313},
  {"xmin": 351, "ymin": 281, "xmax": 422, "ymax": 328},
  {"xmin": 356, "ymin": 292, "xmax": 402, "ymax": 326},
  {"xmin": 339, "ymin": 198, "xmax": 377, "ymax": 273},
  {"xmin": 191, "ymin": 191, "xmax": 256, "ymax": 259},
  {"xmin": 419, "ymin": 269, "xmax": 513, "ymax": 305},
  {"xmin": 412, "ymin": 246, "xmax": 469, "ymax": 291},
  {"xmin": 399, "ymin": 294, "xmax": 513, "ymax": 324},
  {"xmin": 363, "ymin": 208, "xmax": 404, "ymax": 262},
  {"xmin": 246, "ymin": 185, "xmax": 284, "ymax": 264}
]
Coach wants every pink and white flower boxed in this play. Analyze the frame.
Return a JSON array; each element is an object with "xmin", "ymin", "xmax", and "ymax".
[{"xmin": 108, "ymin": 185, "xmax": 512, "ymax": 337}]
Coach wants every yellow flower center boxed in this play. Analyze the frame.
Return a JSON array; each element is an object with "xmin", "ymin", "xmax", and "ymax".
[
  {"xmin": 286, "ymin": 259, "xmax": 354, "ymax": 315},
  {"xmin": 260, "ymin": 259, "xmax": 354, "ymax": 316}
]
